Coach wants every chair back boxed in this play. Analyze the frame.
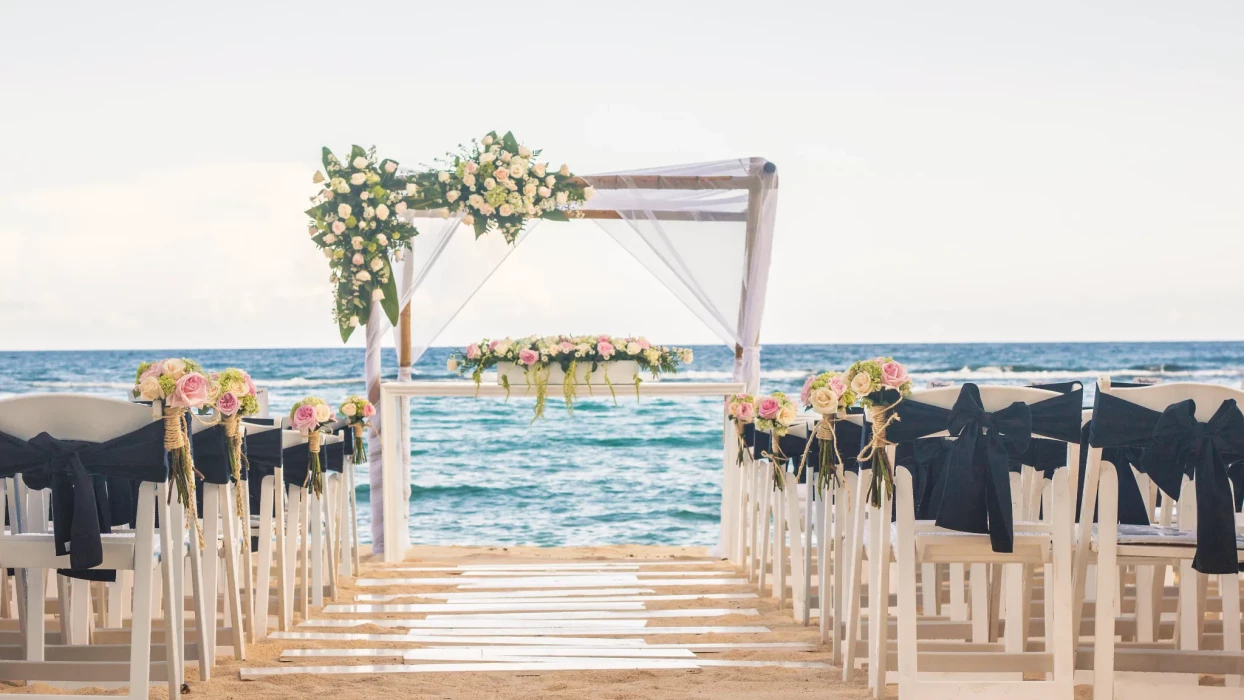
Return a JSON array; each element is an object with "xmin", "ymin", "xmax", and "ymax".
[{"xmin": 0, "ymin": 393, "xmax": 156, "ymax": 441}]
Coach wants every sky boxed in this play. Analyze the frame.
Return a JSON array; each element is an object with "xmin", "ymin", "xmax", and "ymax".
[{"xmin": 0, "ymin": 1, "xmax": 1241, "ymax": 351}]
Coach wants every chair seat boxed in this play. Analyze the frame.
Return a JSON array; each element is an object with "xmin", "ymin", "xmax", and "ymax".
[
  {"xmin": 1093, "ymin": 523, "xmax": 1244, "ymax": 548},
  {"xmin": 864, "ymin": 521, "xmax": 1051, "ymax": 554}
]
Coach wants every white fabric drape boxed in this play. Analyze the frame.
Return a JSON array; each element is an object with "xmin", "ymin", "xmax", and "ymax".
[{"xmin": 362, "ymin": 158, "xmax": 778, "ymax": 557}]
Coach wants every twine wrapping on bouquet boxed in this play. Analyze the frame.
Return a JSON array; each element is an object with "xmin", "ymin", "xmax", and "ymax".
[
  {"xmin": 163, "ymin": 407, "xmax": 204, "ymax": 549},
  {"xmin": 223, "ymin": 414, "xmax": 248, "ymax": 517},
  {"xmin": 761, "ymin": 441, "xmax": 789, "ymax": 491},
  {"xmin": 734, "ymin": 422, "xmax": 748, "ymax": 466},
  {"xmin": 305, "ymin": 430, "xmax": 324, "ymax": 498},
  {"xmin": 796, "ymin": 413, "xmax": 844, "ymax": 497},
  {"xmin": 858, "ymin": 401, "xmax": 902, "ymax": 508},
  {"xmin": 351, "ymin": 423, "xmax": 367, "ymax": 465}
]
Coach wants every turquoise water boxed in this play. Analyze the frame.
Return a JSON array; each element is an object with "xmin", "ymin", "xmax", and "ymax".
[{"xmin": 2, "ymin": 342, "xmax": 1243, "ymax": 546}]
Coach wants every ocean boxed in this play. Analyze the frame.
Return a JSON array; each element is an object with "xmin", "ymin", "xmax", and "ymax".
[{"xmin": 2, "ymin": 342, "xmax": 1242, "ymax": 547}]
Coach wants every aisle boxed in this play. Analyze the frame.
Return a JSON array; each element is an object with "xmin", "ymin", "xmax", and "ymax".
[{"xmin": 240, "ymin": 549, "xmax": 834, "ymax": 680}]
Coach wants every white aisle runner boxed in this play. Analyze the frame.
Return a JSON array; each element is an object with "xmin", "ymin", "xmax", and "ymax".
[{"xmin": 241, "ymin": 557, "xmax": 830, "ymax": 678}]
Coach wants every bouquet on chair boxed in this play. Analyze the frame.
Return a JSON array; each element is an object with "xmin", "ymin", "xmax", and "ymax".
[
  {"xmin": 726, "ymin": 393, "xmax": 756, "ymax": 464},
  {"xmin": 338, "ymin": 396, "xmax": 375, "ymax": 465},
  {"xmin": 755, "ymin": 391, "xmax": 798, "ymax": 489},
  {"xmin": 133, "ymin": 358, "xmax": 213, "ymax": 546},
  {"xmin": 289, "ymin": 397, "xmax": 336, "ymax": 498},
  {"xmin": 209, "ymin": 368, "xmax": 260, "ymax": 517},
  {"xmin": 799, "ymin": 371, "xmax": 857, "ymax": 494},
  {"xmin": 845, "ymin": 358, "xmax": 913, "ymax": 507}
]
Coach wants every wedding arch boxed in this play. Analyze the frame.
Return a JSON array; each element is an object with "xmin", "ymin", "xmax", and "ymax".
[{"xmin": 343, "ymin": 154, "xmax": 779, "ymax": 557}]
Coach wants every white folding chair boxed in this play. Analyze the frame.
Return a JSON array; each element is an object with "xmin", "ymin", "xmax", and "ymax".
[{"xmin": 241, "ymin": 419, "xmax": 290, "ymax": 638}]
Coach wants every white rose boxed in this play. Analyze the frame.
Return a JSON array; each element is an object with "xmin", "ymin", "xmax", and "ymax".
[
  {"xmin": 341, "ymin": 402, "xmax": 357, "ymax": 417},
  {"xmin": 405, "ymin": 183, "xmax": 418, "ymax": 195},
  {"xmin": 500, "ymin": 151, "xmax": 512, "ymax": 163},
  {"xmin": 322, "ymin": 233, "xmax": 337, "ymax": 245},
  {"xmin": 498, "ymin": 204, "xmax": 513, "ymax": 216},
  {"xmin": 351, "ymin": 236, "xmax": 364, "ymax": 250},
  {"xmin": 495, "ymin": 340, "xmax": 511, "ymax": 355},
  {"xmin": 164, "ymin": 358, "xmax": 186, "ymax": 380},
  {"xmin": 533, "ymin": 163, "xmax": 547, "ymax": 177},
  {"xmin": 350, "ymin": 172, "xmax": 366, "ymax": 186},
  {"xmin": 369, "ymin": 257, "xmax": 384, "ymax": 271},
  {"xmin": 355, "ymin": 270, "xmax": 371, "ymax": 282},
  {"xmin": 447, "ymin": 357, "xmax": 459, "ymax": 372},
  {"xmin": 446, "ymin": 190, "xmax": 460, "ymax": 203},
  {"xmin": 376, "ymin": 234, "xmax": 388, "ymax": 246},
  {"xmin": 850, "ymin": 371, "xmax": 873, "ymax": 396},
  {"xmin": 138, "ymin": 376, "xmax": 162, "ymax": 400},
  {"xmin": 337, "ymin": 204, "xmax": 352, "ymax": 218},
  {"xmin": 468, "ymin": 194, "xmax": 484, "ymax": 208},
  {"xmin": 510, "ymin": 164, "xmax": 523, "ymax": 178},
  {"xmin": 679, "ymin": 348, "xmax": 694, "ymax": 364},
  {"xmin": 556, "ymin": 191, "xmax": 568, "ymax": 205},
  {"xmin": 384, "ymin": 161, "xmax": 397, "ymax": 173},
  {"xmin": 359, "ymin": 191, "xmax": 369, "ymax": 200},
  {"xmin": 463, "ymin": 174, "xmax": 475, "ymax": 187},
  {"xmin": 376, "ymin": 204, "xmax": 389, "ymax": 220},
  {"xmin": 331, "ymin": 220, "xmax": 346, "ymax": 235},
  {"xmin": 558, "ymin": 164, "xmax": 570, "ymax": 176},
  {"xmin": 333, "ymin": 179, "xmax": 349, "ymax": 194},
  {"xmin": 352, "ymin": 252, "xmax": 365, "ymax": 265},
  {"xmin": 372, "ymin": 288, "xmax": 384, "ymax": 301},
  {"xmin": 778, "ymin": 404, "xmax": 798, "ymax": 425},
  {"xmin": 523, "ymin": 183, "xmax": 537, "ymax": 196},
  {"xmin": 394, "ymin": 201, "xmax": 407, "ymax": 214},
  {"xmin": 518, "ymin": 145, "xmax": 532, "ymax": 158},
  {"xmin": 483, "ymin": 178, "xmax": 495, "ymax": 189},
  {"xmin": 626, "ymin": 341, "xmax": 641, "ymax": 355},
  {"xmin": 352, "ymin": 156, "xmax": 369, "ymax": 169},
  {"xmin": 545, "ymin": 175, "xmax": 556, "ymax": 187},
  {"xmin": 462, "ymin": 214, "xmax": 475, "ymax": 225},
  {"xmin": 363, "ymin": 206, "xmax": 375, "ymax": 219},
  {"xmin": 322, "ymin": 189, "xmax": 334, "ymax": 200},
  {"xmin": 481, "ymin": 135, "xmax": 493, "ymax": 146},
  {"xmin": 313, "ymin": 402, "xmax": 333, "ymax": 422},
  {"xmin": 480, "ymin": 152, "xmax": 496, "ymax": 164},
  {"xmin": 811, "ymin": 387, "xmax": 839, "ymax": 415},
  {"xmin": 349, "ymin": 316, "xmax": 360, "ymax": 327},
  {"xmin": 538, "ymin": 186, "xmax": 552, "ymax": 198},
  {"xmin": 583, "ymin": 186, "xmax": 595, "ymax": 200},
  {"xmin": 438, "ymin": 171, "xmax": 450, "ymax": 183}
]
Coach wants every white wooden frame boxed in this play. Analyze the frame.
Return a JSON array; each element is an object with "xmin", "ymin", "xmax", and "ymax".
[{"xmin": 377, "ymin": 381, "xmax": 746, "ymax": 563}]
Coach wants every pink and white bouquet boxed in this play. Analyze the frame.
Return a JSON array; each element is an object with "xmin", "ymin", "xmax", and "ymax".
[
  {"xmin": 338, "ymin": 396, "xmax": 375, "ymax": 465},
  {"xmin": 845, "ymin": 357, "xmax": 914, "ymax": 506},
  {"xmin": 408, "ymin": 131, "xmax": 594, "ymax": 244},
  {"xmin": 799, "ymin": 371, "xmax": 857, "ymax": 492},
  {"xmin": 289, "ymin": 397, "xmax": 336, "ymax": 496},
  {"xmin": 209, "ymin": 368, "xmax": 259, "ymax": 516},
  {"xmin": 755, "ymin": 391, "xmax": 798, "ymax": 439},
  {"xmin": 727, "ymin": 393, "xmax": 757, "ymax": 464},
  {"xmin": 306, "ymin": 145, "xmax": 420, "ymax": 343},
  {"xmin": 133, "ymin": 358, "xmax": 212, "ymax": 541}
]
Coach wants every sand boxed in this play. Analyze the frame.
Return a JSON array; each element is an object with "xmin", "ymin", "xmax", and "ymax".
[{"xmin": 4, "ymin": 545, "xmax": 883, "ymax": 699}]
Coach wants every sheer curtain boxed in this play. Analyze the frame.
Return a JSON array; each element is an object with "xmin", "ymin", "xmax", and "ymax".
[{"xmin": 368, "ymin": 158, "xmax": 779, "ymax": 555}]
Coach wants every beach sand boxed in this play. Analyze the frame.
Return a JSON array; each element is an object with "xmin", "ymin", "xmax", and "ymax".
[{"xmin": 5, "ymin": 545, "xmax": 886, "ymax": 699}]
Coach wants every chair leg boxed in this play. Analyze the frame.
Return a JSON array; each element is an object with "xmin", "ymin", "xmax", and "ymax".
[
  {"xmin": 219, "ymin": 483, "xmax": 246, "ymax": 660},
  {"xmin": 1093, "ymin": 467, "xmax": 1119, "ymax": 700},
  {"xmin": 184, "ymin": 501, "xmax": 211, "ymax": 682},
  {"xmin": 1220, "ymin": 572, "xmax": 1241, "ymax": 687},
  {"xmin": 310, "ymin": 490, "xmax": 324, "ymax": 608},
  {"xmin": 201, "ymin": 485, "xmax": 220, "ymax": 663},
  {"xmin": 157, "ymin": 485, "xmax": 183, "ymax": 700},
  {"xmin": 239, "ymin": 479, "xmax": 256, "ymax": 643},
  {"xmin": 254, "ymin": 477, "xmax": 275, "ymax": 639},
  {"xmin": 842, "ymin": 470, "xmax": 868, "ymax": 678},
  {"xmin": 127, "ymin": 483, "xmax": 157, "ymax": 700},
  {"xmin": 283, "ymin": 485, "xmax": 299, "ymax": 626},
  {"xmin": 895, "ymin": 470, "xmax": 918, "ymax": 694},
  {"xmin": 299, "ymin": 488, "xmax": 310, "ymax": 618}
]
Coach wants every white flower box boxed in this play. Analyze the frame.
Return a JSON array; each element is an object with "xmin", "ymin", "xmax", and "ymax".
[{"xmin": 495, "ymin": 360, "xmax": 648, "ymax": 387}]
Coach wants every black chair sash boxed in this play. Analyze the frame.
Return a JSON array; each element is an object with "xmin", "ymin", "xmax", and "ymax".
[
  {"xmin": 191, "ymin": 424, "xmax": 233, "ymax": 486},
  {"xmin": 886, "ymin": 383, "xmax": 1082, "ymax": 553},
  {"xmin": 1075, "ymin": 422, "xmax": 1150, "ymax": 526},
  {"xmin": 1231, "ymin": 461, "xmax": 1244, "ymax": 512},
  {"xmin": 0, "ymin": 422, "xmax": 168, "ymax": 573},
  {"xmin": 752, "ymin": 430, "xmax": 771, "ymax": 462},
  {"xmin": 1089, "ymin": 392, "xmax": 1244, "ymax": 574},
  {"xmin": 282, "ymin": 440, "xmax": 311, "ymax": 487},
  {"xmin": 742, "ymin": 423, "xmax": 756, "ymax": 450},
  {"xmin": 837, "ymin": 420, "xmax": 864, "ymax": 474},
  {"xmin": 326, "ymin": 439, "xmax": 345, "ymax": 474},
  {"xmin": 895, "ymin": 437, "xmax": 952, "ymax": 520},
  {"xmin": 244, "ymin": 427, "xmax": 282, "ymax": 516}
]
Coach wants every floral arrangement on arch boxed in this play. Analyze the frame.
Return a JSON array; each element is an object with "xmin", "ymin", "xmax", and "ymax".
[
  {"xmin": 306, "ymin": 145, "xmax": 420, "ymax": 342},
  {"xmin": 288, "ymin": 397, "xmax": 337, "ymax": 497},
  {"xmin": 133, "ymin": 358, "xmax": 213, "ymax": 544},
  {"xmin": 447, "ymin": 334, "xmax": 693, "ymax": 420},
  {"xmin": 209, "ymin": 368, "xmax": 260, "ymax": 517},
  {"xmin": 407, "ymin": 131, "xmax": 594, "ymax": 244},
  {"xmin": 338, "ymin": 396, "xmax": 375, "ymax": 465},
  {"xmin": 799, "ymin": 371, "xmax": 857, "ymax": 493},
  {"xmin": 845, "ymin": 358, "xmax": 913, "ymax": 507},
  {"xmin": 726, "ymin": 393, "xmax": 756, "ymax": 464}
]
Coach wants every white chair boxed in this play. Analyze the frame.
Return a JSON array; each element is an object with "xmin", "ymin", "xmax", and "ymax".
[
  {"xmin": 1082, "ymin": 379, "xmax": 1244, "ymax": 698},
  {"xmin": 0, "ymin": 394, "xmax": 185, "ymax": 699},
  {"xmin": 241, "ymin": 419, "xmax": 291, "ymax": 638}
]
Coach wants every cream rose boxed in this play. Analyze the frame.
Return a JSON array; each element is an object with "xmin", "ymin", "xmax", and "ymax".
[
  {"xmin": 850, "ymin": 371, "xmax": 873, "ymax": 396},
  {"xmin": 138, "ymin": 376, "xmax": 162, "ymax": 400},
  {"xmin": 626, "ymin": 341, "xmax": 642, "ymax": 355},
  {"xmin": 313, "ymin": 403, "xmax": 333, "ymax": 423},
  {"xmin": 352, "ymin": 156, "xmax": 369, "ymax": 169},
  {"xmin": 777, "ymin": 404, "xmax": 798, "ymax": 425},
  {"xmin": 375, "ymin": 204, "xmax": 389, "ymax": 220},
  {"xmin": 164, "ymin": 358, "xmax": 187, "ymax": 380},
  {"xmin": 811, "ymin": 387, "xmax": 839, "ymax": 415},
  {"xmin": 337, "ymin": 203, "xmax": 352, "ymax": 219}
]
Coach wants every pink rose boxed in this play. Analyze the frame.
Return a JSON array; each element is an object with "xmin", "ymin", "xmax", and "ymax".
[
  {"xmin": 216, "ymin": 391, "xmax": 239, "ymax": 417},
  {"xmin": 243, "ymin": 372, "xmax": 257, "ymax": 397},
  {"xmin": 828, "ymin": 375, "xmax": 847, "ymax": 396},
  {"xmin": 519, "ymin": 348, "xmax": 539, "ymax": 366},
  {"xmin": 881, "ymin": 361, "xmax": 910, "ymax": 389},
  {"xmin": 597, "ymin": 341, "xmax": 614, "ymax": 359},
  {"xmin": 140, "ymin": 361, "xmax": 165, "ymax": 383},
  {"xmin": 489, "ymin": 339, "xmax": 500, "ymax": 350},
  {"xmin": 466, "ymin": 344, "xmax": 481, "ymax": 360},
  {"xmin": 362, "ymin": 403, "xmax": 375, "ymax": 418},
  {"xmin": 736, "ymin": 401, "xmax": 756, "ymax": 423},
  {"xmin": 559, "ymin": 341, "xmax": 574, "ymax": 353},
  {"xmin": 465, "ymin": 161, "xmax": 478, "ymax": 174},
  {"xmin": 495, "ymin": 167, "xmax": 509, "ymax": 180},
  {"xmin": 800, "ymin": 376, "xmax": 815, "ymax": 407},
  {"xmin": 637, "ymin": 337, "xmax": 650, "ymax": 350},
  {"xmin": 170, "ymin": 372, "xmax": 210, "ymax": 409},
  {"xmin": 598, "ymin": 335, "xmax": 610, "ymax": 342},
  {"xmin": 757, "ymin": 397, "xmax": 780, "ymax": 420},
  {"xmin": 291, "ymin": 404, "xmax": 317, "ymax": 431}
]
